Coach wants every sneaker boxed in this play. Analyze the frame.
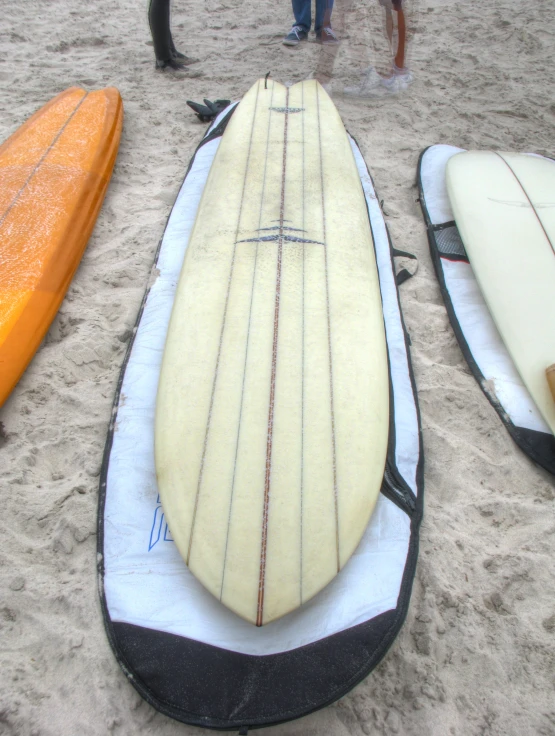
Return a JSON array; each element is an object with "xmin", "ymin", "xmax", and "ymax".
[
  {"xmin": 315, "ymin": 27, "xmax": 340, "ymax": 44},
  {"xmin": 391, "ymin": 63, "xmax": 413, "ymax": 82},
  {"xmin": 283, "ymin": 25, "xmax": 308, "ymax": 46},
  {"xmin": 344, "ymin": 65, "xmax": 412, "ymax": 97},
  {"xmin": 380, "ymin": 67, "xmax": 413, "ymax": 93}
]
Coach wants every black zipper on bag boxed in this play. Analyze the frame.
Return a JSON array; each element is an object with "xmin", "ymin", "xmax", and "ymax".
[{"xmin": 381, "ymin": 462, "xmax": 416, "ymax": 516}]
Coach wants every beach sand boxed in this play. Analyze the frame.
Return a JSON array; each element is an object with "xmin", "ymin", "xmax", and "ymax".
[{"xmin": 1, "ymin": 0, "xmax": 555, "ymax": 734}]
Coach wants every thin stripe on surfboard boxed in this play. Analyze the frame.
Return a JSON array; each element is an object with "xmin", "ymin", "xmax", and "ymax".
[
  {"xmin": 316, "ymin": 83, "xmax": 341, "ymax": 574},
  {"xmin": 300, "ymin": 81, "xmax": 306, "ymax": 605},
  {"xmin": 186, "ymin": 80, "xmax": 262, "ymax": 564},
  {"xmin": 493, "ymin": 152, "xmax": 555, "ymax": 258},
  {"xmin": 219, "ymin": 81, "xmax": 277, "ymax": 601},
  {"xmin": 0, "ymin": 92, "xmax": 88, "ymax": 231},
  {"xmin": 256, "ymin": 87, "xmax": 290, "ymax": 627}
]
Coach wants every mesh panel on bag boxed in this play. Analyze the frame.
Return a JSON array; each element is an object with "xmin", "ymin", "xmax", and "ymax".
[{"xmin": 434, "ymin": 224, "xmax": 468, "ymax": 258}]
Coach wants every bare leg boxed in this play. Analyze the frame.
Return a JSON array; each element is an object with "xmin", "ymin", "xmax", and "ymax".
[
  {"xmin": 394, "ymin": 6, "xmax": 406, "ymax": 70},
  {"xmin": 382, "ymin": 2, "xmax": 408, "ymax": 75},
  {"xmin": 314, "ymin": 0, "xmax": 352, "ymax": 86},
  {"xmin": 384, "ymin": 7, "xmax": 394, "ymax": 52},
  {"xmin": 323, "ymin": 3, "xmax": 333, "ymax": 29},
  {"xmin": 344, "ymin": 0, "xmax": 412, "ymax": 95}
]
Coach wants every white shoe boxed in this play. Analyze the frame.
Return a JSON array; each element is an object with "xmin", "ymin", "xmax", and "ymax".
[
  {"xmin": 380, "ymin": 69, "xmax": 413, "ymax": 93},
  {"xmin": 391, "ymin": 63, "xmax": 413, "ymax": 83},
  {"xmin": 344, "ymin": 65, "xmax": 413, "ymax": 97}
]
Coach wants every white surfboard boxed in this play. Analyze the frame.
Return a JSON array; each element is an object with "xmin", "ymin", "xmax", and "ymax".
[
  {"xmin": 446, "ymin": 150, "xmax": 555, "ymax": 435},
  {"xmin": 155, "ymin": 78, "xmax": 389, "ymax": 626}
]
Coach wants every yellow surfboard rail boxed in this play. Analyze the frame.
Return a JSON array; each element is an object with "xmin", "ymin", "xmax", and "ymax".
[{"xmin": 0, "ymin": 86, "xmax": 123, "ymax": 406}]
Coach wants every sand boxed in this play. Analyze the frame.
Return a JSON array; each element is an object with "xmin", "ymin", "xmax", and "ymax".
[{"xmin": 1, "ymin": 0, "xmax": 555, "ymax": 734}]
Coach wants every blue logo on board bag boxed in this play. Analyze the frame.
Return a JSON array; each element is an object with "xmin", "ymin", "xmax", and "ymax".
[{"xmin": 148, "ymin": 495, "xmax": 174, "ymax": 550}]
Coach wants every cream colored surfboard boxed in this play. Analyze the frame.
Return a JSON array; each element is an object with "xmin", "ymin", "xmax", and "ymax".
[
  {"xmin": 446, "ymin": 150, "xmax": 555, "ymax": 434},
  {"xmin": 155, "ymin": 79, "xmax": 389, "ymax": 626}
]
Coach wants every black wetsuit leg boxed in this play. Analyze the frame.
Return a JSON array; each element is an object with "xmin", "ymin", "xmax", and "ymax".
[{"xmin": 148, "ymin": 0, "xmax": 176, "ymax": 64}]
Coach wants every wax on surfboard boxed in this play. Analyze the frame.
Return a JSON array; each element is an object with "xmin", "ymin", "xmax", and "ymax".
[
  {"xmin": 0, "ymin": 86, "xmax": 123, "ymax": 406},
  {"xmin": 446, "ymin": 150, "xmax": 555, "ymax": 435},
  {"xmin": 155, "ymin": 78, "xmax": 389, "ymax": 626}
]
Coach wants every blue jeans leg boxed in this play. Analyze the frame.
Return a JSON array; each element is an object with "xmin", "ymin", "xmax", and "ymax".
[
  {"xmin": 314, "ymin": 0, "xmax": 334, "ymax": 32},
  {"xmin": 291, "ymin": 0, "xmax": 311, "ymax": 31}
]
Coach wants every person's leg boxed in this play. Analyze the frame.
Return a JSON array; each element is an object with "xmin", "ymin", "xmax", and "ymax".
[
  {"xmin": 384, "ymin": 6, "xmax": 394, "ymax": 50},
  {"xmin": 314, "ymin": 0, "xmax": 334, "ymax": 32},
  {"xmin": 314, "ymin": 0, "xmax": 352, "ymax": 85},
  {"xmin": 314, "ymin": 0, "xmax": 339, "ymax": 42},
  {"xmin": 149, "ymin": 0, "xmax": 173, "ymax": 63},
  {"xmin": 344, "ymin": 0, "xmax": 411, "ymax": 95},
  {"xmin": 283, "ymin": 0, "xmax": 311, "ymax": 44},
  {"xmin": 148, "ymin": 0, "xmax": 196, "ymax": 68},
  {"xmin": 291, "ymin": 0, "xmax": 312, "ymax": 31},
  {"xmin": 393, "ymin": 0, "xmax": 406, "ymax": 70}
]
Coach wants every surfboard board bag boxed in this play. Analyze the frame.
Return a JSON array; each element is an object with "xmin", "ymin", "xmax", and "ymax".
[
  {"xmin": 417, "ymin": 144, "xmax": 555, "ymax": 476},
  {"xmin": 97, "ymin": 105, "xmax": 424, "ymax": 731}
]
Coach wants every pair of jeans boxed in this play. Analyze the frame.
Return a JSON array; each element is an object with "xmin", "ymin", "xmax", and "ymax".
[{"xmin": 292, "ymin": 0, "xmax": 334, "ymax": 33}]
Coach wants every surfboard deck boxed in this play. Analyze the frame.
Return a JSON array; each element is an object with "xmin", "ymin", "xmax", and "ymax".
[
  {"xmin": 0, "ymin": 86, "xmax": 123, "ymax": 406},
  {"xmin": 446, "ymin": 151, "xmax": 555, "ymax": 435},
  {"xmin": 155, "ymin": 78, "xmax": 389, "ymax": 626}
]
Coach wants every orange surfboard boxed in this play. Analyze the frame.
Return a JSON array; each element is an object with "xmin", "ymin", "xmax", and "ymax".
[{"xmin": 0, "ymin": 87, "xmax": 123, "ymax": 406}]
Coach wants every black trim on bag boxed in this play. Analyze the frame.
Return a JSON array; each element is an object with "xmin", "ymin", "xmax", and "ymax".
[
  {"xmin": 197, "ymin": 104, "xmax": 238, "ymax": 149},
  {"xmin": 382, "ymin": 462, "xmax": 416, "ymax": 516},
  {"xmin": 110, "ymin": 610, "xmax": 399, "ymax": 730},
  {"xmin": 395, "ymin": 269, "xmax": 413, "ymax": 285},
  {"xmin": 392, "ymin": 247, "xmax": 418, "ymax": 259},
  {"xmin": 438, "ymin": 253, "xmax": 469, "ymax": 264},
  {"xmin": 392, "ymin": 244, "xmax": 419, "ymax": 287}
]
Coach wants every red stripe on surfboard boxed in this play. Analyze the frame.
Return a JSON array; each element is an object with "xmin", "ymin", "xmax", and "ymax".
[{"xmin": 256, "ymin": 88, "xmax": 290, "ymax": 627}]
